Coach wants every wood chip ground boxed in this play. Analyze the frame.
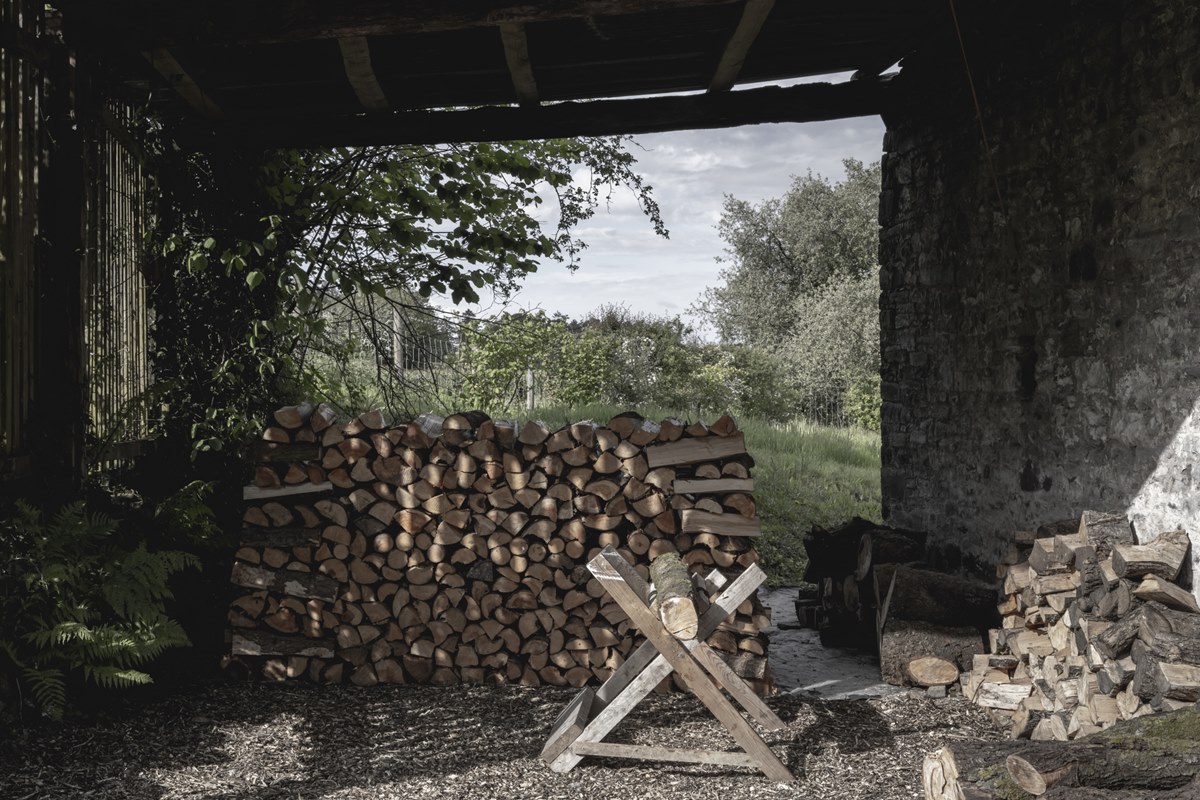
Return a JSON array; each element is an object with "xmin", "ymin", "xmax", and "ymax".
[{"xmin": 0, "ymin": 684, "xmax": 1001, "ymax": 799}]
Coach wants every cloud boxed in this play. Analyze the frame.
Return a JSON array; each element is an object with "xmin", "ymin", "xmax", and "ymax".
[{"xmin": 442, "ymin": 115, "xmax": 885, "ymax": 322}]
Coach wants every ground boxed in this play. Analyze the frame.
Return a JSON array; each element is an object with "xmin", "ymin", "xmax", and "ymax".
[
  {"xmin": 0, "ymin": 589, "xmax": 1001, "ymax": 800},
  {"xmin": 0, "ymin": 683, "xmax": 1000, "ymax": 800}
]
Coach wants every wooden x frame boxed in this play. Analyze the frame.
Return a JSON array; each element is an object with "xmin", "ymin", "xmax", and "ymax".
[{"xmin": 541, "ymin": 546, "xmax": 794, "ymax": 782}]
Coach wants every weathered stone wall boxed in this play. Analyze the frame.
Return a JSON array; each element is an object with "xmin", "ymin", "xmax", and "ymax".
[{"xmin": 879, "ymin": 0, "xmax": 1200, "ymax": 579}]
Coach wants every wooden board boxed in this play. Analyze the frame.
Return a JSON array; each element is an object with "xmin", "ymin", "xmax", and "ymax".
[
  {"xmin": 679, "ymin": 509, "xmax": 761, "ymax": 537},
  {"xmin": 645, "ymin": 432, "xmax": 746, "ymax": 468},
  {"xmin": 243, "ymin": 481, "xmax": 334, "ymax": 501},
  {"xmin": 232, "ymin": 630, "xmax": 335, "ymax": 658},
  {"xmin": 673, "ymin": 477, "xmax": 754, "ymax": 494},
  {"xmin": 230, "ymin": 562, "xmax": 339, "ymax": 601}
]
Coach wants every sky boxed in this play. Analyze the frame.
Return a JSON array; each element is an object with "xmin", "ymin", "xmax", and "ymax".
[{"xmin": 496, "ymin": 111, "xmax": 887, "ymax": 324}]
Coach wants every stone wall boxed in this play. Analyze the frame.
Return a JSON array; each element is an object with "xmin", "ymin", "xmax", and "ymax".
[{"xmin": 879, "ymin": 0, "xmax": 1200, "ymax": 580}]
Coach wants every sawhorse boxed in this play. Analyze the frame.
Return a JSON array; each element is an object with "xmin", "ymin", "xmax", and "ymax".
[{"xmin": 541, "ymin": 546, "xmax": 794, "ymax": 782}]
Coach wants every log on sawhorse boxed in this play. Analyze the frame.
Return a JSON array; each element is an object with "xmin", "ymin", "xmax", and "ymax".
[{"xmin": 541, "ymin": 546, "xmax": 795, "ymax": 782}]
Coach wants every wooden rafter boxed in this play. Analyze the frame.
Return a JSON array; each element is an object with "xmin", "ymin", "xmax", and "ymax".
[
  {"xmin": 499, "ymin": 22, "xmax": 539, "ymax": 107},
  {"xmin": 142, "ymin": 47, "xmax": 222, "ymax": 119},
  {"xmin": 709, "ymin": 0, "xmax": 775, "ymax": 92},
  {"xmin": 62, "ymin": 0, "xmax": 745, "ymax": 47},
  {"xmin": 236, "ymin": 79, "xmax": 889, "ymax": 147},
  {"xmin": 337, "ymin": 36, "xmax": 389, "ymax": 111}
]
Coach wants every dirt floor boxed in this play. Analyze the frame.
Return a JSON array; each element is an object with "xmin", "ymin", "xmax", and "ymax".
[{"xmin": 0, "ymin": 590, "xmax": 1002, "ymax": 799}]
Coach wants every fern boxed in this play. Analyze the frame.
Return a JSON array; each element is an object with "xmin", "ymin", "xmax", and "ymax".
[
  {"xmin": 82, "ymin": 665, "xmax": 154, "ymax": 690},
  {"xmin": 22, "ymin": 667, "xmax": 67, "ymax": 721},
  {"xmin": 0, "ymin": 499, "xmax": 200, "ymax": 719}
]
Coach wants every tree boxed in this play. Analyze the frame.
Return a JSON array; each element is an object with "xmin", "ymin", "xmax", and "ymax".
[
  {"xmin": 696, "ymin": 159, "xmax": 880, "ymax": 348},
  {"xmin": 693, "ymin": 159, "xmax": 881, "ymax": 426},
  {"xmin": 152, "ymin": 136, "xmax": 666, "ymax": 458}
]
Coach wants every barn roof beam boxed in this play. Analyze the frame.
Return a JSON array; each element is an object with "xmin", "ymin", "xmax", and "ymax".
[
  {"xmin": 142, "ymin": 48, "xmax": 223, "ymax": 119},
  {"xmin": 62, "ymin": 0, "xmax": 745, "ymax": 48},
  {"xmin": 235, "ymin": 78, "xmax": 889, "ymax": 147}
]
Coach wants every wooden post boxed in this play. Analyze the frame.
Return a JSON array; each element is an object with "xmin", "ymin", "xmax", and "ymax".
[{"xmin": 32, "ymin": 39, "xmax": 88, "ymax": 494}]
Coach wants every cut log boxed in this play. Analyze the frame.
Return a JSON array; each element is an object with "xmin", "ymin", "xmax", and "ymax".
[
  {"xmin": 875, "ymin": 563, "xmax": 998, "ymax": 629},
  {"xmin": 855, "ymin": 528, "xmax": 926, "ymax": 581},
  {"xmin": 1077, "ymin": 510, "xmax": 1135, "ymax": 560},
  {"xmin": 925, "ymin": 709, "xmax": 1200, "ymax": 799},
  {"xmin": 879, "ymin": 619, "xmax": 984, "ymax": 686},
  {"xmin": 906, "ymin": 656, "xmax": 959, "ymax": 687},
  {"xmin": 648, "ymin": 552, "xmax": 699, "ymax": 641}
]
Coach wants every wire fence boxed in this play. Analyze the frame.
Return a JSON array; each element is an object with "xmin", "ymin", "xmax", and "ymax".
[{"xmin": 85, "ymin": 100, "xmax": 154, "ymax": 469}]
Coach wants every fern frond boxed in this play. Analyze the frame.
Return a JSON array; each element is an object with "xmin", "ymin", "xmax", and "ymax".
[
  {"xmin": 22, "ymin": 667, "xmax": 67, "ymax": 720},
  {"xmin": 101, "ymin": 544, "xmax": 198, "ymax": 622},
  {"xmin": 82, "ymin": 664, "xmax": 154, "ymax": 690}
]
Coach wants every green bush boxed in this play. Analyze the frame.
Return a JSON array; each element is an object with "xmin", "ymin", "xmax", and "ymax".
[{"xmin": 0, "ymin": 500, "xmax": 198, "ymax": 720}]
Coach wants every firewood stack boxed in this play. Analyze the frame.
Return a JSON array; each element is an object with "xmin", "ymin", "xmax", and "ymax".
[
  {"xmin": 801, "ymin": 518, "xmax": 998, "ymax": 688},
  {"xmin": 961, "ymin": 510, "xmax": 1197, "ymax": 741},
  {"xmin": 228, "ymin": 403, "xmax": 773, "ymax": 693}
]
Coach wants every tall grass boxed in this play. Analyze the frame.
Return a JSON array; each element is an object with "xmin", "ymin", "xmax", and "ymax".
[{"xmin": 526, "ymin": 405, "xmax": 881, "ymax": 586}]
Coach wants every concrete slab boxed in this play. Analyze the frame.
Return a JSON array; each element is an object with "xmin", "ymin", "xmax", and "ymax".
[{"xmin": 758, "ymin": 586, "xmax": 902, "ymax": 700}]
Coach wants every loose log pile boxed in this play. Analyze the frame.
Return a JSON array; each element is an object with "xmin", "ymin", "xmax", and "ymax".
[
  {"xmin": 228, "ymin": 404, "xmax": 773, "ymax": 692},
  {"xmin": 960, "ymin": 510, "xmax": 1198, "ymax": 740},
  {"xmin": 924, "ymin": 707, "xmax": 1200, "ymax": 799},
  {"xmin": 802, "ymin": 517, "xmax": 997, "ymax": 686}
]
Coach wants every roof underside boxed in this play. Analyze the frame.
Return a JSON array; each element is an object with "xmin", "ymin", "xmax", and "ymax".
[{"xmin": 59, "ymin": 0, "xmax": 943, "ymax": 144}]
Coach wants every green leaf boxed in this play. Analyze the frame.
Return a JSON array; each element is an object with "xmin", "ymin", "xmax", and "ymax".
[
  {"xmin": 246, "ymin": 270, "xmax": 265, "ymax": 290},
  {"xmin": 186, "ymin": 252, "xmax": 208, "ymax": 273}
]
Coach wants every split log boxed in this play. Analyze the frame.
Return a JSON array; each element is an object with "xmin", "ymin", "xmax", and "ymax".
[{"xmin": 1112, "ymin": 530, "xmax": 1190, "ymax": 582}]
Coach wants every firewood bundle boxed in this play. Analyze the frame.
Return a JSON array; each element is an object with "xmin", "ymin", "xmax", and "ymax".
[
  {"xmin": 962, "ymin": 510, "xmax": 1197, "ymax": 741},
  {"xmin": 228, "ymin": 403, "xmax": 773, "ymax": 693}
]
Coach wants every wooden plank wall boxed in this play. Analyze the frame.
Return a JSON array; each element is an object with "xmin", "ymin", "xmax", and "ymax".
[{"xmin": 0, "ymin": 0, "xmax": 43, "ymax": 478}]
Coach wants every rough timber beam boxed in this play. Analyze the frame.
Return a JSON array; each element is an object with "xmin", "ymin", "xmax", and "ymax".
[
  {"xmin": 142, "ymin": 48, "xmax": 223, "ymax": 119},
  {"xmin": 708, "ymin": 0, "xmax": 775, "ymax": 92},
  {"xmin": 499, "ymin": 22, "xmax": 539, "ymax": 107},
  {"xmin": 63, "ymin": 0, "xmax": 743, "ymax": 47},
  {"xmin": 337, "ymin": 36, "xmax": 389, "ymax": 111},
  {"xmin": 237, "ymin": 79, "xmax": 889, "ymax": 147}
]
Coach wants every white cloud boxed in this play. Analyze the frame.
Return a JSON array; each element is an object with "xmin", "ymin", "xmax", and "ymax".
[{"xmin": 437, "ymin": 115, "xmax": 886, "ymax": 323}]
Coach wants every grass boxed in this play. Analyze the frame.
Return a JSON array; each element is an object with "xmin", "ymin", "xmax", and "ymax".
[{"xmin": 527, "ymin": 405, "xmax": 882, "ymax": 586}]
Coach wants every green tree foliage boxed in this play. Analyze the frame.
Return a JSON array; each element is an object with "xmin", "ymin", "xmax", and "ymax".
[
  {"xmin": 694, "ymin": 159, "xmax": 882, "ymax": 427},
  {"xmin": 699, "ymin": 158, "xmax": 880, "ymax": 347},
  {"xmin": 151, "ymin": 138, "xmax": 665, "ymax": 457},
  {"xmin": 0, "ymin": 501, "xmax": 199, "ymax": 720}
]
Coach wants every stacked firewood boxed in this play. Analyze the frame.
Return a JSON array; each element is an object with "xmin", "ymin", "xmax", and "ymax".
[
  {"xmin": 962, "ymin": 510, "xmax": 1197, "ymax": 740},
  {"xmin": 228, "ymin": 403, "xmax": 773, "ymax": 693}
]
